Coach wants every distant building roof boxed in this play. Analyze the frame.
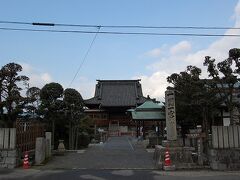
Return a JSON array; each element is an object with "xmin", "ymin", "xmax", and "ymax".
[
  {"xmin": 131, "ymin": 111, "xmax": 165, "ymax": 120},
  {"xmin": 84, "ymin": 80, "xmax": 148, "ymax": 107},
  {"xmin": 135, "ymin": 100, "xmax": 164, "ymax": 111},
  {"xmin": 129, "ymin": 101, "xmax": 165, "ymax": 121}
]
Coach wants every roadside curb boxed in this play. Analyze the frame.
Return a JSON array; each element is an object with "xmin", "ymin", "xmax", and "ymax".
[{"xmin": 72, "ymin": 167, "xmax": 157, "ymax": 170}]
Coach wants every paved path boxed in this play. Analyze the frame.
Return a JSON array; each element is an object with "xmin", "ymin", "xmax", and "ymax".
[
  {"xmin": 2, "ymin": 169, "xmax": 240, "ymax": 180},
  {"xmin": 35, "ymin": 136, "xmax": 154, "ymax": 170},
  {"xmin": 104, "ymin": 136, "xmax": 135, "ymax": 151}
]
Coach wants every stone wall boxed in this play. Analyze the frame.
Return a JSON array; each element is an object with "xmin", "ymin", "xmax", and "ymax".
[
  {"xmin": 0, "ymin": 149, "xmax": 19, "ymax": 169},
  {"xmin": 209, "ymin": 149, "xmax": 240, "ymax": 170},
  {"xmin": 0, "ymin": 130, "xmax": 51, "ymax": 168},
  {"xmin": 154, "ymin": 145, "xmax": 195, "ymax": 169},
  {"xmin": 0, "ymin": 128, "xmax": 18, "ymax": 169}
]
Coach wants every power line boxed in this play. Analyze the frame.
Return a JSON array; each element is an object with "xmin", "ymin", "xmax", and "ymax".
[
  {"xmin": 0, "ymin": 20, "xmax": 240, "ymax": 30},
  {"xmin": 0, "ymin": 20, "xmax": 32, "ymax": 25},
  {"xmin": 68, "ymin": 26, "xmax": 101, "ymax": 87},
  {"xmin": 0, "ymin": 27, "xmax": 240, "ymax": 37},
  {"xmin": 55, "ymin": 24, "xmax": 240, "ymax": 30}
]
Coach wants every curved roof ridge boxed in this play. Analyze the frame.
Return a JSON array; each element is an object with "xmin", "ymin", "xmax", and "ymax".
[
  {"xmin": 85, "ymin": 79, "xmax": 148, "ymax": 107},
  {"xmin": 97, "ymin": 79, "xmax": 141, "ymax": 82}
]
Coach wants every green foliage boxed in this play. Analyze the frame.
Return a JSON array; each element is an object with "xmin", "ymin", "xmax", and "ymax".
[
  {"xmin": 77, "ymin": 116, "xmax": 94, "ymax": 148},
  {"xmin": 0, "ymin": 62, "xmax": 29, "ymax": 127},
  {"xmin": 64, "ymin": 88, "xmax": 83, "ymax": 108},
  {"xmin": 203, "ymin": 48, "xmax": 240, "ymax": 125},
  {"xmin": 167, "ymin": 65, "xmax": 221, "ymax": 133},
  {"xmin": 63, "ymin": 88, "xmax": 88, "ymax": 149},
  {"xmin": 168, "ymin": 48, "xmax": 240, "ymax": 132},
  {"xmin": 40, "ymin": 82, "xmax": 63, "ymax": 105},
  {"xmin": 25, "ymin": 86, "xmax": 40, "ymax": 117},
  {"xmin": 27, "ymin": 87, "xmax": 40, "ymax": 101},
  {"xmin": 40, "ymin": 82, "xmax": 64, "ymax": 148},
  {"xmin": 79, "ymin": 116, "xmax": 94, "ymax": 135},
  {"xmin": 78, "ymin": 134, "xmax": 90, "ymax": 148},
  {"xmin": 0, "ymin": 62, "xmax": 93, "ymax": 149},
  {"xmin": 229, "ymin": 48, "xmax": 240, "ymax": 61},
  {"xmin": 39, "ymin": 82, "xmax": 64, "ymax": 118}
]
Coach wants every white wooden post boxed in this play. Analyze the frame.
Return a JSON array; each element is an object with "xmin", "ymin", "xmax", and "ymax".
[
  {"xmin": 3, "ymin": 128, "xmax": 9, "ymax": 149},
  {"xmin": 9, "ymin": 128, "xmax": 16, "ymax": 149},
  {"xmin": 0, "ymin": 128, "xmax": 4, "ymax": 149}
]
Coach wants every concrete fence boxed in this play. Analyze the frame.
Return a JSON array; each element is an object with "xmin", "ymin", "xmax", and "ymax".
[
  {"xmin": 0, "ymin": 128, "xmax": 18, "ymax": 168},
  {"xmin": 0, "ymin": 128, "xmax": 16, "ymax": 150},
  {"xmin": 35, "ymin": 132, "xmax": 52, "ymax": 165},
  {"xmin": 1, "ymin": 127, "xmax": 51, "ymax": 168},
  {"xmin": 210, "ymin": 126, "xmax": 240, "ymax": 170},
  {"xmin": 212, "ymin": 126, "xmax": 240, "ymax": 149}
]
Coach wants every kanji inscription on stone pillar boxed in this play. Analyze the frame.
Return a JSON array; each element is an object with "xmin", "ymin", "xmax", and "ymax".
[{"xmin": 165, "ymin": 90, "xmax": 177, "ymax": 141}]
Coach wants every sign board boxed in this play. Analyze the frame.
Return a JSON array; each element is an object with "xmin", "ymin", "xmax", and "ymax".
[{"xmin": 165, "ymin": 90, "xmax": 177, "ymax": 141}]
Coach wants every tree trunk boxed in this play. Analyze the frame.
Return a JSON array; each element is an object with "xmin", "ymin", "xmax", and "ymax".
[
  {"xmin": 142, "ymin": 121, "xmax": 145, "ymax": 139},
  {"xmin": 0, "ymin": 90, "xmax": 3, "ymax": 117},
  {"xmin": 94, "ymin": 124, "xmax": 97, "ymax": 136},
  {"xmin": 202, "ymin": 106, "xmax": 209, "ymax": 154},
  {"xmin": 7, "ymin": 104, "xmax": 13, "ymax": 127},
  {"xmin": 229, "ymin": 87, "xmax": 234, "ymax": 125},
  {"xmin": 75, "ymin": 127, "xmax": 79, "ymax": 150},
  {"xmin": 202, "ymin": 107, "xmax": 207, "ymax": 134},
  {"xmin": 211, "ymin": 112, "xmax": 215, "ymax": 127},
  {"xmin": 157, "ymin": 122, "xmax": 160, "ymax": 137},
  {"xmin": 229, "ymin": 106, "xmax": 234, "ymax": 125},
  {"xmin": 71, "ymin": 126, "xmax": 75, "ymax": 150},
  {"xmin": 69, "ymin": 121, "xmax": 72, "ymax": 150},
  {"xmin": 52, "ymin": 119, "xmax": 55, "ymax": 149}
]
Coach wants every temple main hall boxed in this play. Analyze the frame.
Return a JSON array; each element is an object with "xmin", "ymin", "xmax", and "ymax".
[{"xmin": 84, "ymin": 80, "xmax": 148, "ymax": 135}]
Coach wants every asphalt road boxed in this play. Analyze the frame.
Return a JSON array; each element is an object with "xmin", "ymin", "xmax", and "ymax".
[
  {"xmin": 1, "ymin": 137, "xmax": 240, "ymax": 179},
  {"xmin": 1, "ymin": 169, "xmax": 240, "ymax": 180},
  {"xmin": 35, "ymin": 136, "xmax": 154, "ymax": 170}
]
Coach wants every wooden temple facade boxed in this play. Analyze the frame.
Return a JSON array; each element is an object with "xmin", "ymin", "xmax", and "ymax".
[
  {"xmin": 129, "ymin": 101, "xmax": 165, "ymax": 138},
  {"xmin": 84, "ymin": 80, "xmax": 148, "ymax": 135}
]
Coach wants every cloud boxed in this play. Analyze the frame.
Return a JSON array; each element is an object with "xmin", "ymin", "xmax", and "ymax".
[
  {"xmin": 40, "ymin": 73, "xmax": 52, "ymax": 82},
  {"xmin": 137, "ymin": 0, "xmax": 240, "ymax": 101},
  {"xmin": 19, "ymin": 63, "xmax": 95, "ymax": 99},
  {"xmin": 68, "ymin": 76, "xmax": 95, "ymax": 99},
  {"xmin": 146, "ymin": 48, "xmax": 162, "ymax": 57},
  {"xmin": 21, "ymin": 63, "xmax": 52, "ymax": 88},
  {"xmin": 20, "ymin": 62, "xmax": 94, "ymax": 99},
  {"xmin": 233, "ymin": 1, "xmax": 240, "ymax": 22},
  {"xmin": 135, "ymin": 71, "xmax": 169, "ymax": 101},
  {"xmin": 146, "ymin": 55, "xmax": 188, "ymax": 73},
  {"xmin": 185, "ymin": 36, "xmax": 240, "ymax": 67},
  {"xmin": 170, "ymin": 41, "xmax": 191, "ymax": 55},
  {"xmin": 21, "ymin": 63, "xmax": 33, "ymax": 73},
  {"xmin": 142, "ymin": 44, "xmax": 168, "ymax": 58},
  {"xmin": 144, "ymin": 48, "xmax": 162, "ymax": 58},
  {"xmin": 185, "ymin": 1, "xmax": 240, "ymax": 66}
]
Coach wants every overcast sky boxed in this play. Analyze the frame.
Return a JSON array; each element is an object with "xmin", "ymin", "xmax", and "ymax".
[{"xmin": 0, "ymin": 0, "xmax": 240, "ymax": 101}]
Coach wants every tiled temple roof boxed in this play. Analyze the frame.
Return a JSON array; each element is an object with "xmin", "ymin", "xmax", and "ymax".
[{"xmin": 84, "ymin": 80, "xmax": 148, "ymax": 107}]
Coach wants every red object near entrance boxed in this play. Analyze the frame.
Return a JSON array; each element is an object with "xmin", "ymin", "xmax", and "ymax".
[
  {"xmin": 164, "ymin": 148, "xmax": 171, "ymax": 166},
  {"xmin": 23, "ymin": 151, "xmax": 29, "ymax": 169}
]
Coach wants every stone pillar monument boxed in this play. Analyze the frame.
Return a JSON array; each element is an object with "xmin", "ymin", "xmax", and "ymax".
[
  {"xmin": 153, "ymin": 90, "xmax": 194, "ymax": 170},
  {"xmin": 165, "ymin": 90, "xmax": 177, "ymax": 141}
]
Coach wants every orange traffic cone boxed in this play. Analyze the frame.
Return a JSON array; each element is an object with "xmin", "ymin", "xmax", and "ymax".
[
  {"xmin": 164, "ymin": 148, "xmax": 171, "ymax": 166},
  {"xmin": 23, "ymin": 151, "xmax": 29, "ymax": 169}
]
